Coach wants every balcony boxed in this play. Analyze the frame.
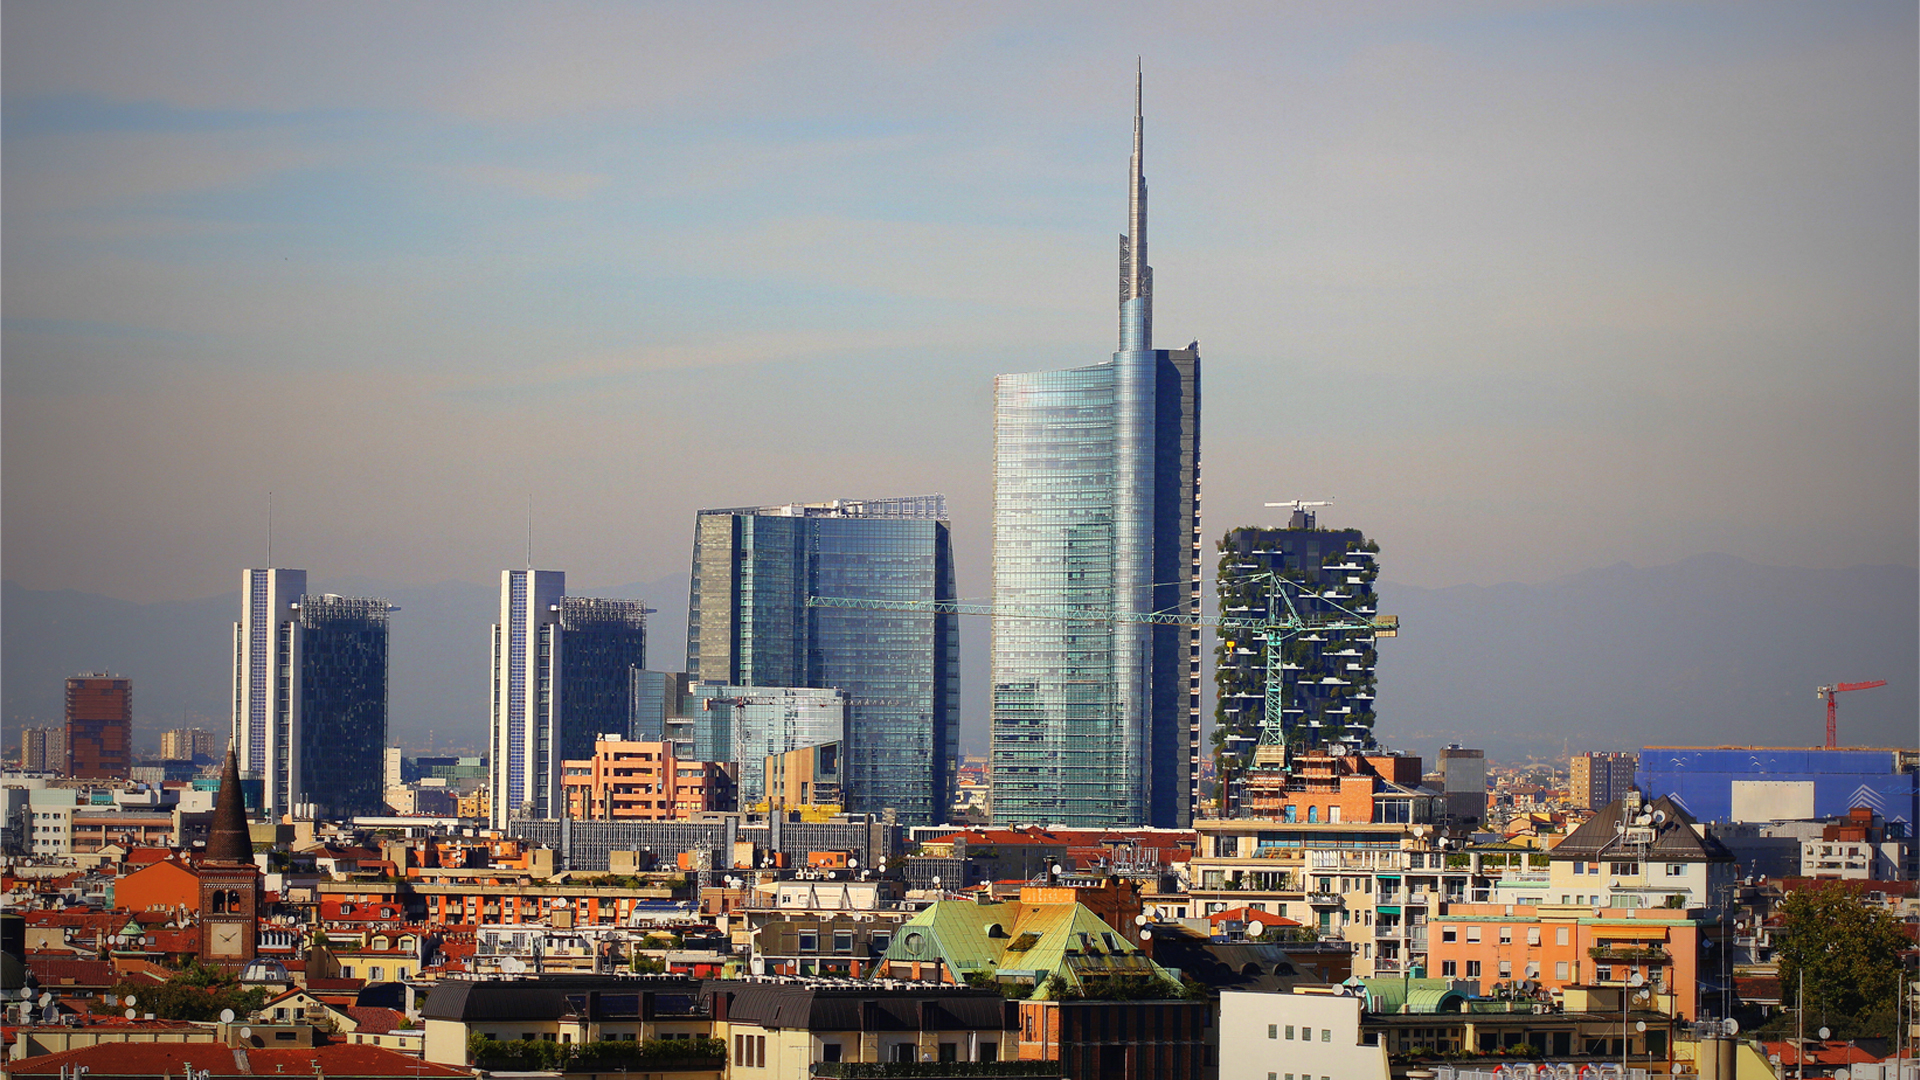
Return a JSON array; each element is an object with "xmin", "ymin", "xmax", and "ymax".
[
  {"xmin": 1306, "ymin": 892, "xmax": 1344, "ymax": 906},
  {"xmin": 1589, "ymin": 945, "xmax": 1671, "ymax": 964}
]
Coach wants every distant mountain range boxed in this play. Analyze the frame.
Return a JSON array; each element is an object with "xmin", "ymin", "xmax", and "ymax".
[{"xmin": 5, "ymin": 554, "xmax": 1913, "ymax": 766}]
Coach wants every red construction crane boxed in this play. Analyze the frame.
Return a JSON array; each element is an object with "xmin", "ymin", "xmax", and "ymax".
[{"xmin": 1816, "ymin": 680, "xmax": 1887, "ymax": 749}]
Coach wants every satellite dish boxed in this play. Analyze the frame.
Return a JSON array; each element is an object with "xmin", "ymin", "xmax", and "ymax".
[
  {"xmin": 240, "ymin": 1026, "xmax": 252, "ymax": 1040},
  {"xmin": 1835, "ymin": 1069, "xmax": 1851, "ymax": 1080},
  {"xmin": 1627, "ymin": 973, "xmax": 1645, "ymax": 988},
  {"xmin": 1135, "ymin": 914, "xmax": 1150, "ymax": 926},
  {"xmin": 125, "ymin": 1009, "xmax": 137, "ymax": 1019},
  {"xmin": 1819, "ymin": 1027, "xmax": 1831, "ymax": 1040},
  {"xmin": 220, "ymin": 1008, "xmax": 236, "ymax": 1023},
  {"xmin": 1636, "ymin": 1021, "xmax": 1647, "ymax": 1033},
  {"xmin": 38, "ymin": 993, "xmax": 52, "ymax": 1007},
  {"xmin": 848, "ymin": 858, "xmax": 858, "ymax": 868},
  {"xmin": 126, "ymin": 995, "xmax": 137, "ymax": 1008},
  {"xmin": 1652, "ymin": 810, "xmax": 1667, "ymax": 825},
  {"xmin": 1724, "ymin": 1018, "xmax": 1739, "ymax": 1036},
  {"xmin": 1051, "ymin": 863, "xmax": 1064, "ymax": 876},
  {"xmin": 1247, "ymin": 920, "xmax": 1265, "ymax": 936},
  {"xmin": 1140, "ymin": 929, "xmax": 1152, "ymax": 941}
]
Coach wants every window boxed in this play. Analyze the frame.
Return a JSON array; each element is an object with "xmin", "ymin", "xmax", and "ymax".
[
  {"xmin": 1441, "ymin": 960, "xmax": 1457, "ymax": 976},
  {"xmin": 1466, "ymin": 927, "xmax": 1481, "ymax": 943},
  {"xmin": 1286, "ymin": 1025, "xmax": 1295, "ymax": 1040},
  {"xmin": 1466, "ymin": 961, "xmax": 1481, "ymax": 977},
  {"xmin": 1498, "ymin": 960, "xmax": 1512, "ymax": 977},
  {"xmin": 1441, "ymin": 927, "xmax": 1457, "ymax": 943},
  {"xmin": 939, "ymin": 1043, "xmax": 958, "ymax": 1063},
  {"xmin": 833, "ymin": 931, "xmax": 853, "ymax": 953},
  {"xmin": 1555, "ymin": 927, "xmax": 1570, "ymax": 946},
  {"xmin": 1667, "ymin": 863, "xmax": 1685, "ymax": 876},
  {"xmin": 798, "ymin": 931, "xmax": 818, "ymax": 953},
  {"xmin": 1555, "ymin": 961, "xmax": 1570, "ymax": 980},
  {"xmin": 1269, "ymin": 1024, "xmax": 1278, "ymax": 1039},
  {"xmin": 1527, "ymin": 927, "xmax": 1541, "ymax": 946},
  {"xmin": 980, "ymin": 1042, "xmax": 997, "ymax": 1062},
  {"xmin": 1307, "ymin": 806, "xmax": 1319, "ymax": 823},
  {"xmin": 1526, "ymin": 961, "xmax": 1541, "ymax": 978},
  {"xmin": 1322, "ymin": 1029, "xmax": 1331, "ymax": 1043},
  {"xmin": 1573, "ymin": 862, "xmax": 1584, "ymax": 875},
  {"xmin": 1303, "ymin": 1027, "xmax": 1313, "ymax": 1040},
  {"xmin": 756, "ymin": 1035, "xmax": 766, "ymax": 1067},
  {"xmin": 1498, "ymin": 928, "xmax": 1512, "ymax": 944},
  {"xmin": 369, "ymin": 966, "xmax": 384, "ymax": 981}
]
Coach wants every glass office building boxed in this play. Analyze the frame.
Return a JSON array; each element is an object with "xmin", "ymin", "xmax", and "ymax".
[
  {"xmin": 686, "ymin": 496, "xmax": 959, "ymax": 825},
  {"xmin": 297, "ymin": 595, "xmax": 391, "ymax": 818},
  {"xmin": 990, "ymin": 73, "xmax": 1201, "ymax": 829}
]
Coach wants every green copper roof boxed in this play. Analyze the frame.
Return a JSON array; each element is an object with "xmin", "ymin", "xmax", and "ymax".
[{"xmin": 880, "ymin": 900, "xmax": 1177, "ymax": 998}]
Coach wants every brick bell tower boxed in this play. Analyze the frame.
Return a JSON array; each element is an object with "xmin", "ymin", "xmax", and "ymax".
[{"xmin": 198, "ymin": 748, "xmax": 261, "ymax": 969}]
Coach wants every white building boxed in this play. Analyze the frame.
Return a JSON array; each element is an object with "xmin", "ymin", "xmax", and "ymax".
[
  {"xmin": 1219, "ymin": 989, "xmax": 1389, "ymax": 1080},
  {"xmin": 234, "ymin": 567, "xmax": 307, "ymax": 818}
]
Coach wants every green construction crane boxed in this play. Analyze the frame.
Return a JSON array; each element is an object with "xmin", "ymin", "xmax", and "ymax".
[{"xmin": 804, "ymin": 572, "xmax": 1397, "ymax": 752}]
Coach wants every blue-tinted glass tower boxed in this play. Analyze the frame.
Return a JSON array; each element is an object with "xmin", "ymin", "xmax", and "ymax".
[
  {"xmin": 990, "ymin": 71, "xmax": 1201, "ymax": 829},
  {"xmin": 685, "ymin": 496, "xmax": 959, "ymax": 826}
]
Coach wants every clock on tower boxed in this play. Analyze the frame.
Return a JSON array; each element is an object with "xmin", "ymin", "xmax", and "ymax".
[{"xmin": 198, "ymin": 749, "xmax": 261, "ymax": 970}]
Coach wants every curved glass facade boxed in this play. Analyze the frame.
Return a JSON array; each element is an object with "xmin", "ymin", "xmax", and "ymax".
[{"xmin": 990, "ymin": 77, "xmax": 1200, "ymax": 828}]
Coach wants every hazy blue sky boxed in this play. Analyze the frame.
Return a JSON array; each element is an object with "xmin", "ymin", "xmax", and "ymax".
[{"xmin": 5, "ymin": 1, "xmax": 1915, "ymax": 608}]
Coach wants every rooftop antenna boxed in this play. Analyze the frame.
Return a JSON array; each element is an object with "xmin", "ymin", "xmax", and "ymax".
[
  {"xmin": 266, "ymin": 490, "xmax": 273, "ymax": 567},
  {"xmin": 526, "ymin": 493, "xmax": 533, "ymax": 570}
]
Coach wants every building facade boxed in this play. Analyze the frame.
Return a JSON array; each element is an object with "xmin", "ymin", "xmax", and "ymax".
[
  {"xmin": 1213, "ymin": 511, "xmax": 1382, "ymax": 817},
  {"xmin": 990, "ymin": 73, "xmax": 1201, "ymax": 829},
  {"xmin": 159, "ymin": 728, "xmax": 217, "ymax": 763},
  {"xmin": 232, "ymin": 569, "xmax": 393, "ymax": 819},
  {"xmin": 490, "ymin": 570, "xmax": 648, "ymax": 828},
  {"xmin": 20, "ymin": 727, "xmax": 66, "ymax": 774},
  {"xmin": 559, "ymin": 737, "xmax": 734, "ymax": 820},
  {"xmin": 1570, "ymin": 752, "xmax": 1638, "ymax": 810},
  {"xmin": 65, "ymin": 674, "xmax": 132, "ymax": 780},
  {"xmin": 685, "ymin": 497, "xmax": 958, "ymax": 825}
]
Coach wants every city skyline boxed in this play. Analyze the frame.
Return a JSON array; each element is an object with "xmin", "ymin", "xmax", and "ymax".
[{"xmin": 4, "ymin": 3, "xmax": 1912, "ymax": 617}]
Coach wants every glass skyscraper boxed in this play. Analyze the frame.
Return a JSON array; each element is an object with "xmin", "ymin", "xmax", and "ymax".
[
  {"xmin": 685, "ymin": 496, "xmax": 959, "ymax": 825},
  {"xmin": 990, "ymin": 73, "xmax": 1202, "ymax": 829}
]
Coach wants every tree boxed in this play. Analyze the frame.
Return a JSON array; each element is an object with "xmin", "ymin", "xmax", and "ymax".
[
  {"xmin": 110, "ymin": 961, "xmax": 271, "ymax": 1022},
  {"xmin": 1773, "ymin": 882, "xmax": 1908, "ymax": 1038}
]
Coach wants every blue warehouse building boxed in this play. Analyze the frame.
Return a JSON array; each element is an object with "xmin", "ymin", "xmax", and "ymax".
[{"xmin": 1638, "ymin": 747, "xmax": 1919, "ymax": 834}]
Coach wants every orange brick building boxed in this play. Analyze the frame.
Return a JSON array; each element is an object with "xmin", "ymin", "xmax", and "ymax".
[
  {"xmin": 1242, "ymin": 748, "xmax": 1434, "ymax": 824},
  {"xmin": 65, "ymin": 675, "xmax": 132, "ymax": 779},
  {"xmin": 560, "ymin": 738, "xmax": 734, "ymax": 820},
  {"xmin": 1425, "ymin": 902, "xmax": 1712, "ymax": 1019},
  {"xmin": 115, "ymin": 857, "xmax": 202, "ymax": 913}
]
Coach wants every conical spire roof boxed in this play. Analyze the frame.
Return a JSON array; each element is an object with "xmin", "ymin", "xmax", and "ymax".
[{"xmin": 205, "ymin": 748, "xmax": 253, "ymax": 865}]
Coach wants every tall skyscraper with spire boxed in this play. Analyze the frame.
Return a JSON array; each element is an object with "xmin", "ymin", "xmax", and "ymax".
[{"xmin": 989, "ymin": 70, "xmax": 1201, "ymax": 828}]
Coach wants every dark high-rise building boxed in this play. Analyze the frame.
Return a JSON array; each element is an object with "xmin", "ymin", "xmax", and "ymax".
[
  {"xmin": 990, "ymin": 71, "xmax": 1202, "ymax": 829},
  {"xmin": 490, "ymin": 570, "xmax": 648, "ymax": 828},
  {"xmin": 297, "ymin": 595, "xmax": 391, "ymax": 819},
  {"xmin": 686, "ymin": 496, "xmax": 959, "ymax": 826},
  {"xmin": 233, "ymin": 569, "xmax": 393, "ymax": 819},
  {"xmin": 1212, "ymin": 506, "xmax": 1382, "ymax": 815},
  {"xmin": 65, "ymin": 674, "xmax": 132, "ymax": 779}
]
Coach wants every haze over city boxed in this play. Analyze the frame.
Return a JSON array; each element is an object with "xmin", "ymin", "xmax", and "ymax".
[{"xmin": 5, "ymin": 2, "xmax": 1916, "ymax": 756}]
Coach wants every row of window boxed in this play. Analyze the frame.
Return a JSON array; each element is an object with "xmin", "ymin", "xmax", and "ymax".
[{"xmin": 1267, "ymin": 1024, "xmax": 1332, "ymax": 1042}]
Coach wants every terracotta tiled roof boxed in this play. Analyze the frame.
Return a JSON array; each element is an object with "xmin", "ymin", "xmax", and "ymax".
[
  {"xmin": 8, "ymin": 1041, "xmax": 470, "ymax": 1077},
  {"xmin": 345, "ymin": 1005, "xmax": 406, "ymax": 1034}
]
